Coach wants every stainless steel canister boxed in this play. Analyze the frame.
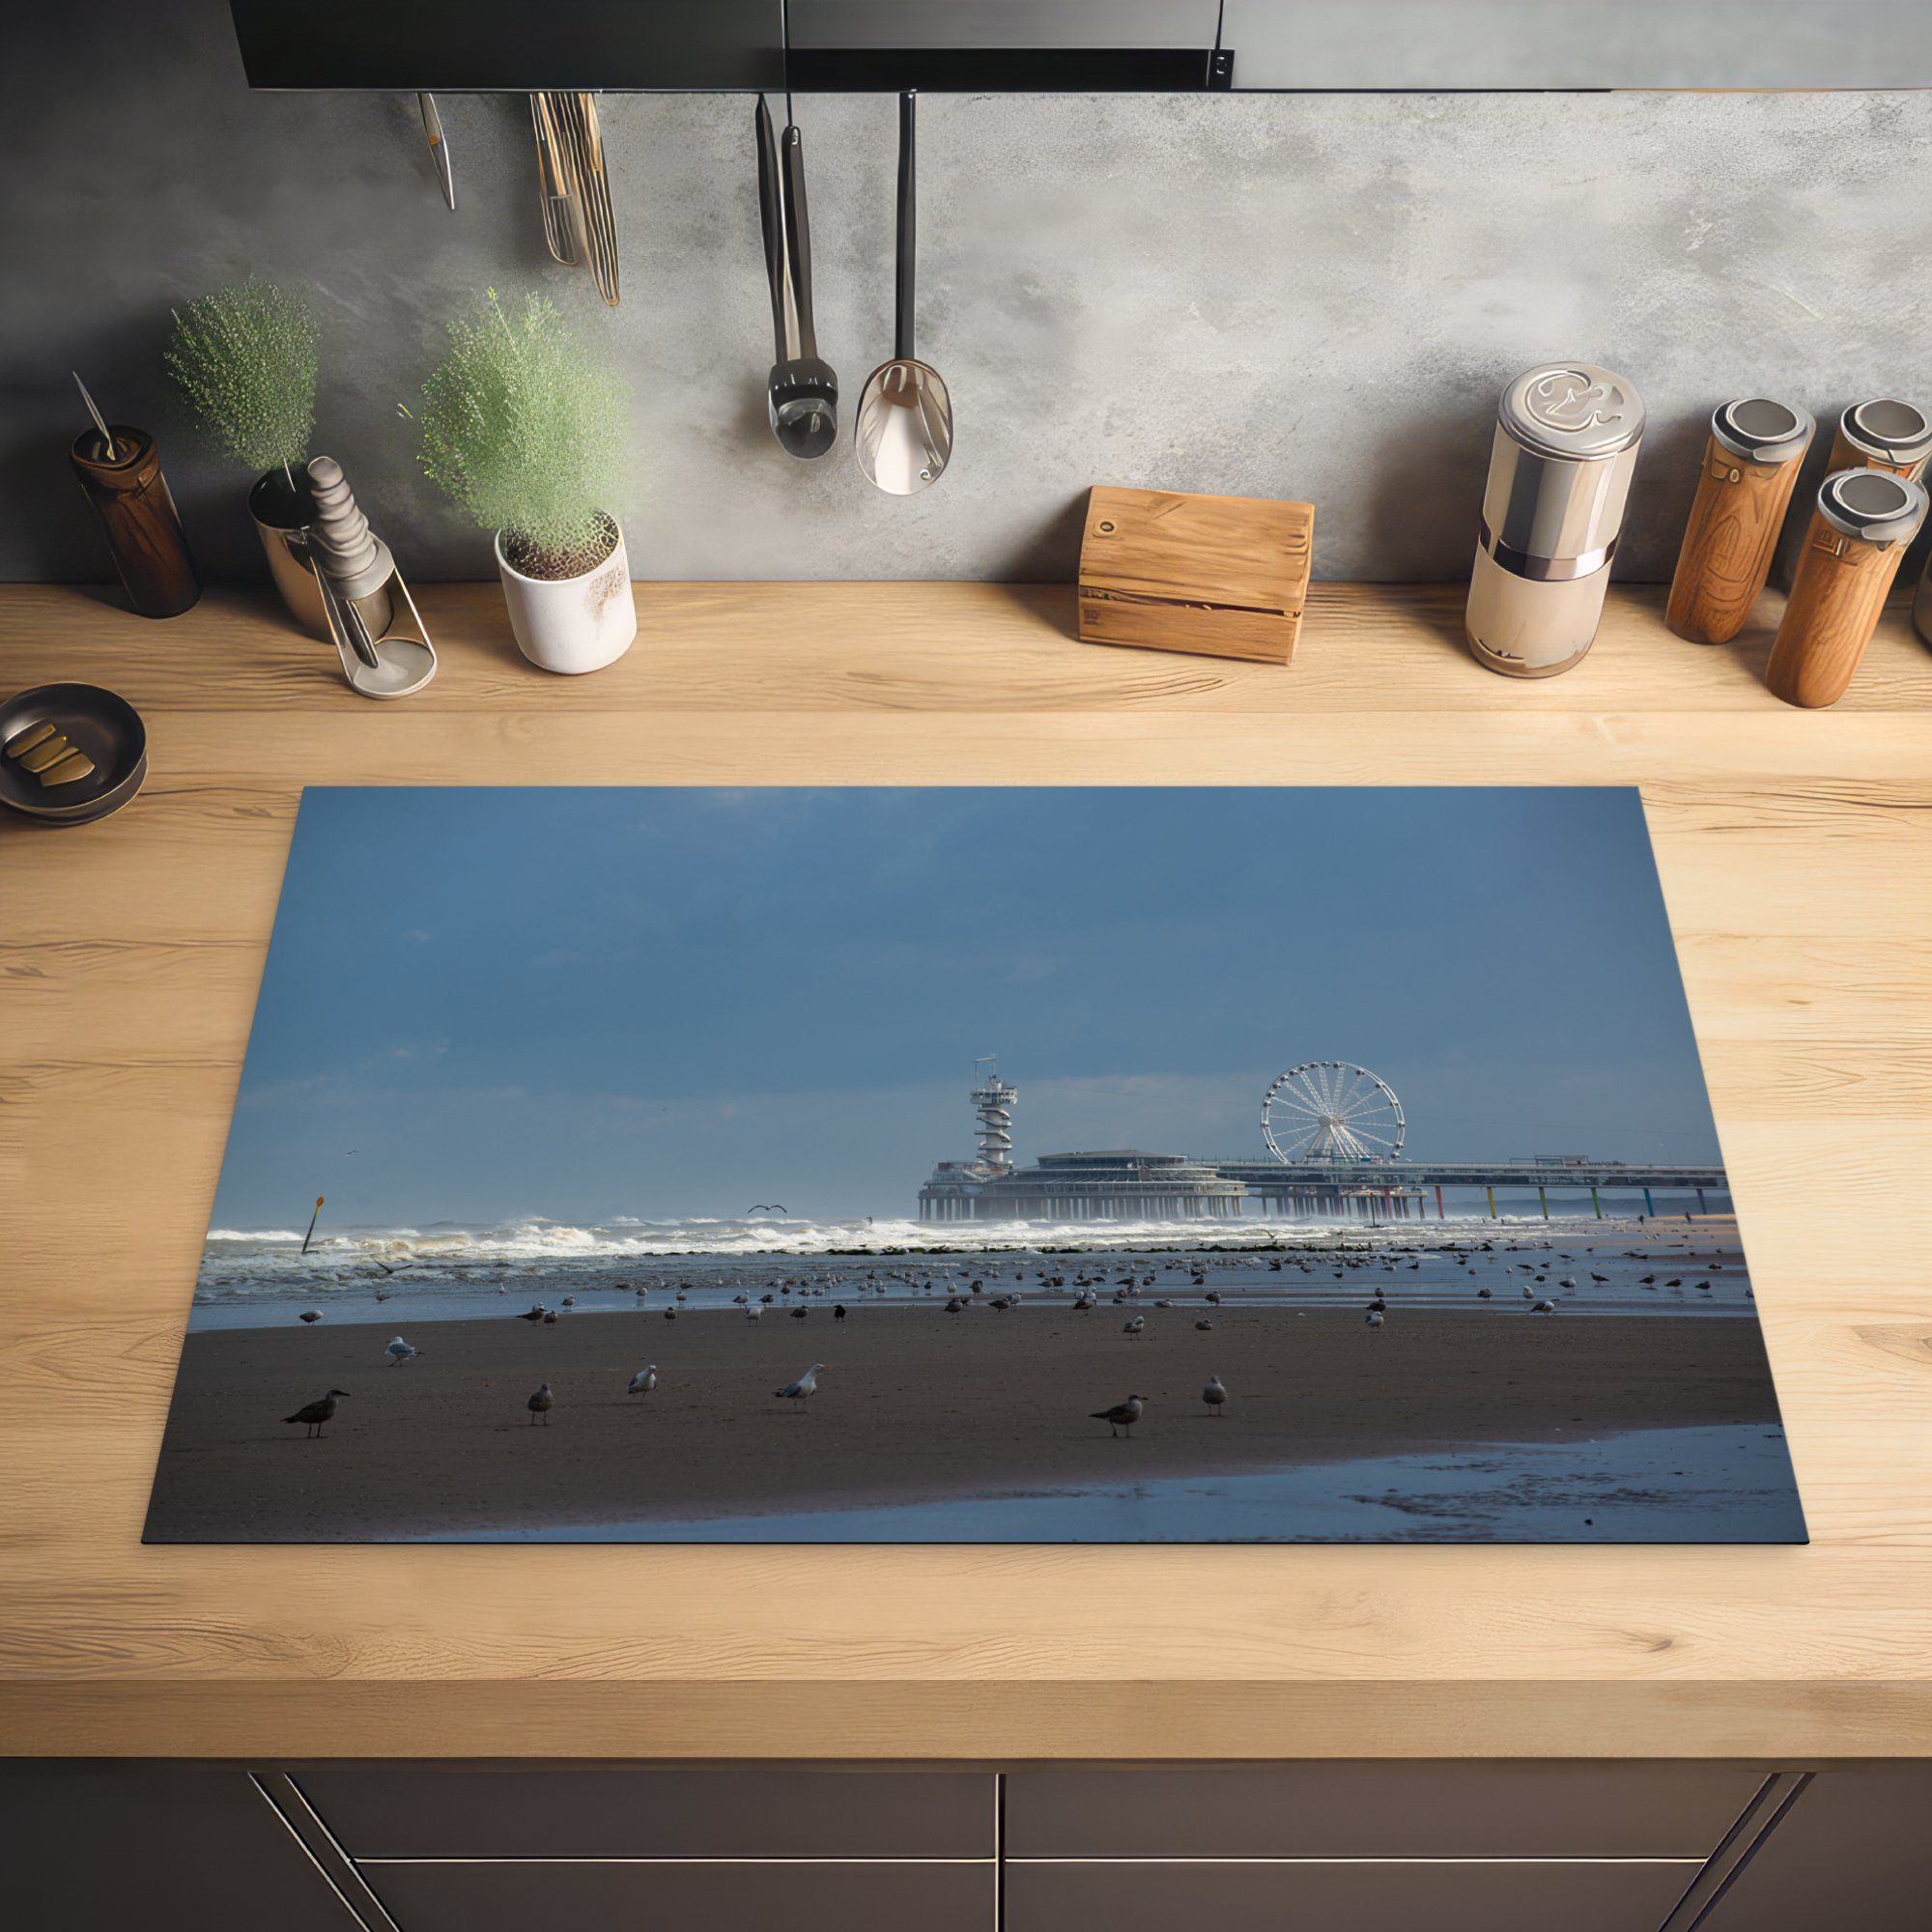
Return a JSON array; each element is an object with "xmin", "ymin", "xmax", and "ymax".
[{"xmin": 1466, "ymin": 362, "xmax": 1645, "ymax": 677}]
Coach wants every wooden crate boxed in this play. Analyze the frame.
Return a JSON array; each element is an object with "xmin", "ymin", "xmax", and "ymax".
[{"xmin": 1076, "ymin": 484, "xmax": 1314, "ymax": 665}]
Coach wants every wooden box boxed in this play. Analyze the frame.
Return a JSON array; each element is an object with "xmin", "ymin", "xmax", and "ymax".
[{"xmin": 1075, "ymin": 485, "xmax": 1315, "ymax": 665}]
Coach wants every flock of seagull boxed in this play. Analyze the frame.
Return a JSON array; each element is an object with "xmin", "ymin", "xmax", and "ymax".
[{"xmin": 278, "ymin": 1237, "xmax": 1741, "ymax": 1441}]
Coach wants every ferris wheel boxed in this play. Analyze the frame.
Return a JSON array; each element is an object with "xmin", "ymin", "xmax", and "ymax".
[{"xmin": 1262, "ymin": 1062, "xmax": 1406, "ymax": 1164}]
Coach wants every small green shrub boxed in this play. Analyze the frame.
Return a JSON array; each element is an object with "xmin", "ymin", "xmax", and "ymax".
[
  {"xmin": 414, "ymin": 289, "xmax": 630, "ymax": 579},
  {"xmin": 165, "ymin": 279, "xmax": 319, "ymax": 481}
]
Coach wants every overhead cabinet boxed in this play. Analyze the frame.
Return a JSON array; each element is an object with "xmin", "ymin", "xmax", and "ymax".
[{"xmin": 230, "ymin": 0, "xmax": 1931, "ymax": 92}]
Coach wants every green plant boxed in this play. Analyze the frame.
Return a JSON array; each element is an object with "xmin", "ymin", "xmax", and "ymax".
[
  {"xmin": 164, "ymin": 279, "xmax": 319, "ymax": 483},
  {"xmin": 413, "ymin": 289, "xmax": 630, "ymax": 579}
]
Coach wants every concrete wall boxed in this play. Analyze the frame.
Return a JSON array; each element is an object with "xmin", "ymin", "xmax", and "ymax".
[{"xmin": 9, "ymin": 1, "xmax": 1931, "ymax": 584}]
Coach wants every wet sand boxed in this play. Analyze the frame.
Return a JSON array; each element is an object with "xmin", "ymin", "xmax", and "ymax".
[{"xmin": 143, "ymin": 1297, "xmax": 1786, "ymax": 1541}]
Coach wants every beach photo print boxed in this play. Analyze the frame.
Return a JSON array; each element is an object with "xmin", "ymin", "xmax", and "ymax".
[{"xmin": 145, "ymin": 785, "xmax": 1804, "ymax": 1545}]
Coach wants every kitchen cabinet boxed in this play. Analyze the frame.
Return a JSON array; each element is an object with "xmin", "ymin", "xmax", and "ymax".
[{"xmin": 0, "ymin": 1764, "xmax": 358, "ymax": 1932}]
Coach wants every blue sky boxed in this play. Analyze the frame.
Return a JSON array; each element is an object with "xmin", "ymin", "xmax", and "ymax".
[{"xmin": 210, "ymin": 786, "xmax": 1722, "ymax": 1228}]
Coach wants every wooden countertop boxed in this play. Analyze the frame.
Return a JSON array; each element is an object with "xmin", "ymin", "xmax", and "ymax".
[{"xmin": 3, "ymin": 578, "xmax": 1930, "ymax": 1762}]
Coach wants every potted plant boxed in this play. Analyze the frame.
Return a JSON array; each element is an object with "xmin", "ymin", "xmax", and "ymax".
[
  {"xmin": 165, "ymin": 279, "xmax": 323, "ymax": 632},
  {"xmin": 414, "ymin": 289, "xmax": 635, "ymax": 674}
]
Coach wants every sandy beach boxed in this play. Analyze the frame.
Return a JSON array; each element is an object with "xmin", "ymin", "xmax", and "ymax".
[{"xmin": 144, "ymin": 1298, "xmax": 1785, "ymax": 1542}]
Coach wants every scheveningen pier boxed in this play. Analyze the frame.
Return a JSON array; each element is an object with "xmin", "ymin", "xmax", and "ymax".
[{"xmin": 917, "ymin": 1060, "xmax": 1729, "ymax": 1224}]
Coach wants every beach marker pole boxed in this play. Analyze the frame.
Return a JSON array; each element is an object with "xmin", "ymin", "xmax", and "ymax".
[
  {"xmin": 301, "ymin": 1195, "xmax": 326, "ymax": 1255},
  {"xmin": 1589, "ymin": 1183, "xmax": 1603, "ymax": 1219}
]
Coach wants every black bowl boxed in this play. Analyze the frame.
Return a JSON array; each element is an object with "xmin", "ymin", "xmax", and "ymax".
[{"xmin": 0, "ymin": 682, "xmax": 147, "ymax": 826}]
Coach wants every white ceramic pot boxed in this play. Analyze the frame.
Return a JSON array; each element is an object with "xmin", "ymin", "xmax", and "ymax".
[{"xmin": 495, "ymin": 520, "xmax": 638, "ymax": 674}]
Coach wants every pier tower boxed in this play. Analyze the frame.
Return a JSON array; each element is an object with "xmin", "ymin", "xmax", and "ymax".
[{"xmin": 971, "ymin": 1056, "xmax": 1018, "ymax": 1174}]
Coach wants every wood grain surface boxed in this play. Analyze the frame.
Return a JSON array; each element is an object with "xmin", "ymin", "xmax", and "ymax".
[
  {"xmin": 1665, "ymin": 436, "xmax": 1808, "ymax": 646},
  {"xmin": 1765, "ymin": 507, "xmax": 1919, "ymax": 708},
  {"xmin": 2, "ymin": 578, "xmax": 1930, "ymax": 1761}
]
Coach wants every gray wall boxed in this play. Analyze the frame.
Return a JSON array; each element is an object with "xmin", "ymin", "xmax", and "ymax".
[{"xmin": 9, "ymin": 1, "xmax": 1931, "ymax": 585}]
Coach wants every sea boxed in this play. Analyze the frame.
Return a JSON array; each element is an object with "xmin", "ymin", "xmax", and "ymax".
[{"xmin": 188, "ymin": 1212, "xmax": 1754, "ymax": 1331}]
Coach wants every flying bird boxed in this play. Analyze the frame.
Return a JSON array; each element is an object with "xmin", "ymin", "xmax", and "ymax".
[
  {"xmin": 384, "ymin": 1335, "xmax": 418, "ymax": 1366},
  {"xmin": 748, "ymin": 1205, "xmax": 789, "ymax": 1216},
  {"xmin": 628, "ymin": 1365, "xmax": 658, "ymax": 1397},
  {"xmin": 775, "ymin": 1363, "xmax": 825, "ymax": 1405},
  {"xmin": 1091, "ymin": 1394, "xmax": 1147, "ymax": 1438},
  {"xmin": 527, "ymin": 1381, "xmax": 554, "ymax": 1425},
  {"xmin": 285, "ymin": 1388, "xmax": 350, "ymax": 1438}
]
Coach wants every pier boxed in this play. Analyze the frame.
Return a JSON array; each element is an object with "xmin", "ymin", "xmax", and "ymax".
[{"xmin": 917, "ymin": 1063, "xmax": 1728, "ymax": 1224}]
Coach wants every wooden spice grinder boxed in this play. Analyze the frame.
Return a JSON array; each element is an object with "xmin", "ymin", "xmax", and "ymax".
[
  {"xmin": 1764, "ymin": 469, "xmax": 1928, "ymax": 709},
  {"xmin": 1665, "ymin": 398, "xmax": 1812, "ymax": 644}
]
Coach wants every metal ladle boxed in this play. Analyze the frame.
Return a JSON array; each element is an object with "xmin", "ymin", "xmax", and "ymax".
[{"xmin": 856, "ymin": 91, "xmax": 952, "ymax": 495}]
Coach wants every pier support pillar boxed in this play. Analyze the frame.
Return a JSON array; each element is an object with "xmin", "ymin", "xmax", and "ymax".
[
  {"xmin": 1643, "ymin": 1186, "xmax": 1655, "ymax": 1218},
  {"xmin": 1486, "ymin": 1185, "xmax": 1495, "ymax": 1219},
  {"xmin": 1590, "ymin": 1183, "xmax": 1603, "ymax": 1219},
  {"xmin": 1697, "ymin": 1186, "xmax": 1708, "ymax": 1214},
  {"xmin": 1538, "ymin": 1184, "xmax": 1548, "ymax": 1220},
  {"xmin": 1435, "ymin": 1184, "xmax": 1445, "ymax": 1219}
]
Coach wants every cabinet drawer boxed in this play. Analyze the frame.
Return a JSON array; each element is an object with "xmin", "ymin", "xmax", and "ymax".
[
  {"xmin": 1005, "ymin": 1858, "xmax": 1693, "ymax": 1932},
  {"xmin": 1005, "ymin": 1763, "xmax": 1757, "ymax": 1859},
  {"xmin": 298, "ymin": 1766, "xmax": 993, "ymax": 1860},
  {"xmin": 363, "ymin": 1859, "xmax": 993, "ymax": 1932}
]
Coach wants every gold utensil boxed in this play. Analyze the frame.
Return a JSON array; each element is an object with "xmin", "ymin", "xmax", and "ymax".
[
  {"xmin": 530, "ymin": 93, "xmax": 582, "ymax": 267},
  {"xmin": 5, "ymin": 721, "xmax": 97, "ymax": 785},
  {"xmin": 536, "ymin": 92, "xmax": 620, "ymax": 305}
]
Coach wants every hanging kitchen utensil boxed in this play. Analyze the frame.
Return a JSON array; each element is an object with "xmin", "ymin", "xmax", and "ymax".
[
  {"xmin": 529, "ymin": 93, "xmax": 618, "ymax": 303},
  {"xmin": 755, "ymin": 93, "xmax": 838, "ymax": 460},
  {"xmin": 529, "ymin": 93, "xmax": 583, "ymax": 266},
  {"xmin": 417, "ymin": 93, "xmax": 456, "ymax": 211},
  {"xmin": 556, "ymin": 93, "xmax": 620, "ymax": 306},
  {"xmin": 856, "ymin": 92, "xmax": 952, "ymax": 496}
]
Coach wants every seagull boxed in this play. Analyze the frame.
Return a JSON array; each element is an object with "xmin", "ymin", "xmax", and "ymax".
[
  {"xmin": 517, "ymin": 1304, "xmax": 547, "ymax": 1322},
  {"xmin": 1477, "ymin": 1286, "xmax": 1492, "ymax": 1299},
  {"xmin": 1122, "ymin": 1315, "xmax": 1146, "ymax": 1336},
  {"xmin": 1091, "ymin": 1394, "xmax": 1147, "ymax": 1438},
  {"xmin": 1365, "ymin": 1310, "xmax": 1384, "ymax": 1329},
  {"xmin": 542, "ymin": 1309, "xmax": 558, "ymax": 1325},
  {"xmin": 384, "ymin": 1335, "xmax": 418, "ymax": 1366},
  {"xmin": 834, "ymin": 1304, "xmax": 847, "ymax": 1321},
  {"xmin": 298, "ymin": 1309, "xmax": 323, "ymax": 1324},
  {"xmin": 775, "ymin": 1363, "xmax": 825, "ymax": 1406},
  {"xmin": 374, "ymin": 1289, "xmax": 391, "ymax": 1302},
  {"xmin": 527, "ymin": 1381, "xmax": 554, "ymax": 1425},
  {"xmin": 284, "ymin": 1388, "xmax": 350, "ymax": 1437},
  {"xmin": 1530, "ymin": 1298, "xmax": 1557, "ymax": 1314},
  {"xmin": 628, "ymin": 1365, "xmax": 658, "ymax": 1397},
  {"xmin": 746, "ymin": 1301, "xmax": 762, "ymax": 1321},
  {"xmin": 1195, "ymin": 1319, "xmax": 1214, "ymax": 1331},
  {"xmin": 1203, "ymin": 1376, "xmax": 1228, "ymax": 1416}
]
